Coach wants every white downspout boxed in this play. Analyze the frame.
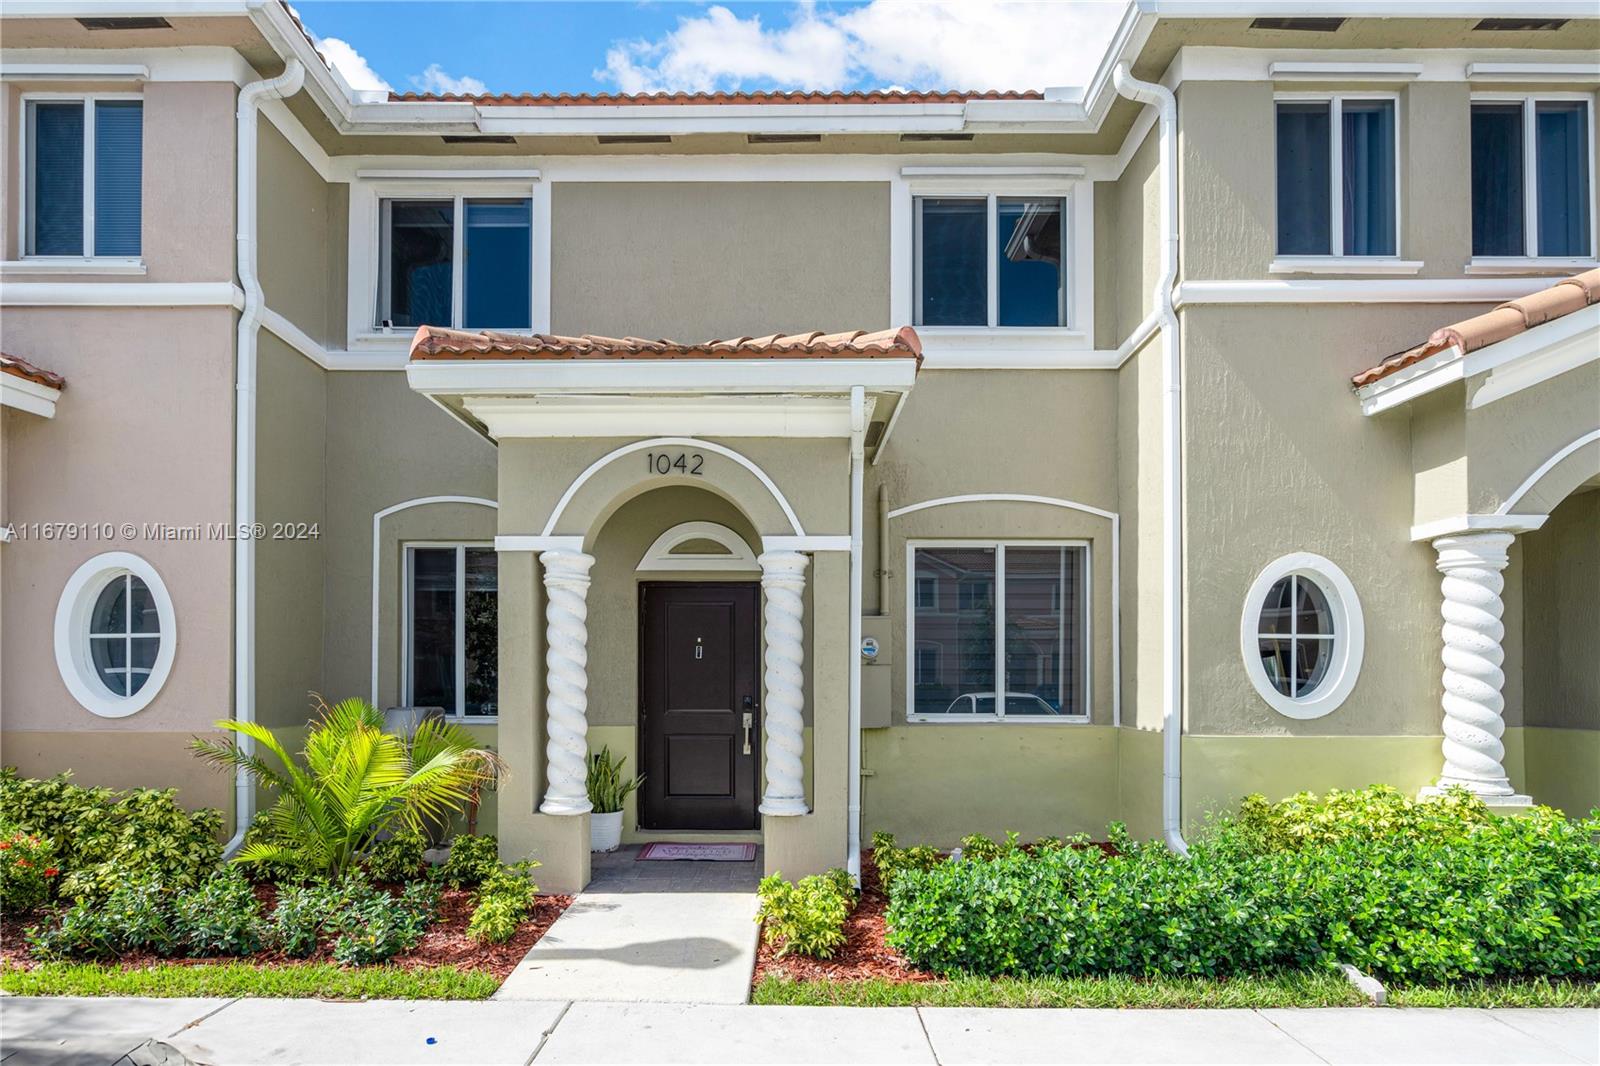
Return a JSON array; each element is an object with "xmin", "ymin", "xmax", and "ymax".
[
  {"xmin": 1112, "ymin": 63, "xmax": 1188, "ymax": 857},
  {"xmin": 226, "ymin": 58, "xmax": 305, "ymax": 858},
  {"xmin": 847, "ymin": 386, "xmax": 866, "ymax": 882}
]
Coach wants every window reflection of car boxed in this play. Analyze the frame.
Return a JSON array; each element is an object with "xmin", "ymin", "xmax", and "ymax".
[{"xmin": 943, "ymin": 692, "xmax": 1061, "ymax": 716}]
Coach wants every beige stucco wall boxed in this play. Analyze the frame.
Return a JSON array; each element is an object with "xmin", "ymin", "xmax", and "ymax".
[
  {"xmin": 0, "ymin": 307, "xmax": 235, "ymax": 811},
  {"xmin": 0, "ymin": 81, "xmax": 235, "ymax": 279},
  {"xmin": 549, "ymin": 182, "xmax": 890, "ymax": 339},
  {"xmin": 257, "ymin": 118, "xmax": 346, "ymax": 346},
  {"xmin": 1520, "ymin": 489, "xmax": 1600, "ymax": 732}
]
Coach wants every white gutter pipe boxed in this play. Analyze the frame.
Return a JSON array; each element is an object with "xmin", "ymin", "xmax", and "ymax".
[
  {"xmin": 1112, "ymin": 63, "xmax": 1188, "ymax": 857},
  {"xmin": 226, "ymin": 58, "xmax": 305, "ymax": 858},
  {"xmin": 846, "ymin": 386, "xmax": 866, "ymax": 882}
]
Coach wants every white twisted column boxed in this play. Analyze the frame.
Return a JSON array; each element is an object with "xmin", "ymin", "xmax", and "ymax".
[
  {"xmin": 758, "ymin": 551, "xmax": 809, "ymax": 816},
  {"xmin": 1429, "ymin": 533, "xmax": 1521, "ymax": 798},
  {"xmin": 539, "ymin": 550, "xmax": 596, "ymax": 815}
]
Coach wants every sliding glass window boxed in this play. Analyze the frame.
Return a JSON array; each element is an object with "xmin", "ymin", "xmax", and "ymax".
[
  {"xmin": 1275, "ymin": 96, "xmax": 1397, "ymax": 257},
  {"xmin": 25, "ymin": 97, "xmax": 143, "ymax": 258},
  {"xmin": 377, "ymin": 195, "xmax": 533, "ymax": 330},
  {"xmin": 1472, "ymin": 97, "xmax": 1593, "ymax": 259}
]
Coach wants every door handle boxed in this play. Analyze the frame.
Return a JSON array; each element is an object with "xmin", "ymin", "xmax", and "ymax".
[{"xmin": 742, "ymin": 696, "xmax": 755, "ymax": 756}]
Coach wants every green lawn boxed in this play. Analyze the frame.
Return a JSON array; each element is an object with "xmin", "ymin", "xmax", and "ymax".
[
  {"xmin": 0, "ymin": 961, "xmax": 500, "ymax": 1000},
  {"xmin": 752, "ymin": 972, "xmax": 1600, "ymax": 1009}
]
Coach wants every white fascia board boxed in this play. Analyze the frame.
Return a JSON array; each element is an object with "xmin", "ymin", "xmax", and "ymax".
[
  {"xmin": 406, "ymin": 358, "xmax": 919, "ymax": 396},
  {"xmin": 1143, "ymin": 1, "xmax": 1594, "ymax": 15},
  {"xmin": 475, "ymin": 105, "xmax": 969, "ymax": 137},
  {"xmin": 1, "ymin": 1, "xmax": 251, "ymax": 13},
  {"xmin": 461, "ymin": 396, "xmax": 862, "ymax": 439},
  {"xmin": 0, "ymin": 374, "xmax": 60, "ymax": 418},
  {"xmin": 1357, "ymin": 347, "xmax": 1467, "ymax": 415},
  {"xmin": 1467, "ymin": 62, "xmax": 1600, "ymax": 83}
]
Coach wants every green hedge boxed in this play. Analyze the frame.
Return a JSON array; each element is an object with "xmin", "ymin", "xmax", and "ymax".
[{"xmin": 884, "ymin": 787, "xmax": 1600, "ymax": 984}]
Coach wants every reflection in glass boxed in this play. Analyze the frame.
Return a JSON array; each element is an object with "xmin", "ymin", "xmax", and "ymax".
[
  {"xmin": 912, "ymin": 547, "xmax": 994, "ymax": 714},
  {"xmin": 381, "ymin": 200, "xmax": 453, "ymax": 327},
  {"xmin": 464, "ymin": 548, "xmax": 499, "ymax": 717},
  {"xmin": 410, "ymin": 548, "xmax": 456, "ymax": 711},
  {"xmin": 997, "ymin": 198, "xmax": 1064, "ymax": 326},
  {"xmin": 1255, "ymin": 574, "xmax": 1334, "ymax": 698}
]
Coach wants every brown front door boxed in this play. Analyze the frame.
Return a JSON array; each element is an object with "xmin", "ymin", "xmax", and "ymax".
[{"xmin": 639, "ymin": 582, "xmax": 761, "ymax": 830}]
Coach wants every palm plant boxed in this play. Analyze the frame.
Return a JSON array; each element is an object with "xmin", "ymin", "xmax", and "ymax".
[
  {"xmin": 191, "ymin": 696, "xmax": 505, "ymax": 879},
  {"xmin": 586, "ymin": 746, "xmax": 644, "ymax": 814}
]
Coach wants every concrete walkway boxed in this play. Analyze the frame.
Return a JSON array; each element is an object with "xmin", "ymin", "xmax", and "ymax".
[
  {"xmin": 494, "ymin": 844, "xmax": 762, "ymax": 1004},
  {"xmin": 2, "ymin": 997, "xmax": 1594, "ymax": 1065}
]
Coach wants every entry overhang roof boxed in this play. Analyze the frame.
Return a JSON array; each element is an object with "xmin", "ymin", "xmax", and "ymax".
[{"xmin": 1, "ymin": 351, "xmax": 65, "ymax": 418}]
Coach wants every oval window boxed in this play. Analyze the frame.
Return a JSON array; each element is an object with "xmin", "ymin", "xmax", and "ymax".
[
  {"xmin": 55, "ymin": 552, "xmax": 177, "ymax": 718},
  {"xmin": 1240, "ymin": 554, "xmax": 1363, "ymax": 720}
]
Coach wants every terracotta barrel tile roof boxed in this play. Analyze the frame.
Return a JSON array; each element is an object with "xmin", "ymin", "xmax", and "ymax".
[
  {"xmin": 387, "ymin": 89, "xmax": 1042, "ymax": 106},
  {"xmin": 0, "ymin": 352, "xmax": 66, "ymax": 390},
  {"xmin": 410, "ymin": 325, "xmax": 922, "ymax": 363},
  {"xmin": 1352, "ymin": 269, "xmax": 1600, "ymax": 388}
]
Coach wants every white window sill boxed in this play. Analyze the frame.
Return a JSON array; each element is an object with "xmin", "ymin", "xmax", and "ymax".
[
  {"xmin": 1268, "ymin": 257, "xmax": 1424, "ymax": 276},
  {"xmin": 0, "ymin": 258, "xmax": 146, "ymax": 276},
  {"xmin": 1464, "ymin": 257, "xmax": 1599, "ymax": 275},
  {"xmin": 906, "ymin": 715, "xmax": 1093, "ymax": 725}
]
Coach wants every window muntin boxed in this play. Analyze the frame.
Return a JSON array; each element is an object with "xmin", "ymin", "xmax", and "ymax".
[
  {"xmin": 1239, "ymin": 553, "xmax": 1364, "ymax": 721},
  {"xmin": 377, "ymin": 196, "xmax": 532, "ymax": 330},
  {"xmin": 25, "ymin": 97, "xmax": 143, "ymax": 258},
  {"xmin": 1275, "ymin": 96, "xmax": 1397, "ymax": 257},
  {"xmin": 87, "ymin": 573, "xmax": 162, "ymax": 697},
  {"xmin": 1472, "ymin": 97, "xmax": 1594, "ymax": 259},
  {"xmin": 405, "ymin": 545, "xmax": 498, "ymax": 718},
  {"xmin": 914, "ymin": 194, "xmax": 1070, "ymax": 327},
  {"xmin": 908, "ymin": 542, "xmax": 1088, "ymax": 722}
]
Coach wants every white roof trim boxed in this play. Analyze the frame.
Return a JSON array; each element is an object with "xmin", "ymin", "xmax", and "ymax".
[
  {"xmin": 406, "ymin": 357, "xmax": 918, "ymax": 396},
  {"xmin": 1, "ymin": 372, "xmax": 60, "ymax": 417}
]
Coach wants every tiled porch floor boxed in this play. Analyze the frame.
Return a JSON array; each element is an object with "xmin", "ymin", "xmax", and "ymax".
[{"xmin": 587, "ymin": 843, "xmax": 763, "ymax": 894}]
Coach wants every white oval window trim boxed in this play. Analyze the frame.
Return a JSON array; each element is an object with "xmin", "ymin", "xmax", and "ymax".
[
  {"xmin": 54, "ymin": 551, "xmax": 178, "ymax": 719},
  {"xmin": 1238, "ymin": 552, "xmax": 1364, "ymax": 721}
]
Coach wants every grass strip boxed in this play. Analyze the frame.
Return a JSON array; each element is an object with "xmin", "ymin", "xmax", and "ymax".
[
  {"xmin": 752, "ymin": 971, "xmax": 1362, "ymax": 1008},
  {"xmin": 0, "ymin": 961, "xmax": 499, "ymax": 1000},
  {"xmin": 1386, "ymin": 978, "xmax": 1600, "ymax": 1008}
]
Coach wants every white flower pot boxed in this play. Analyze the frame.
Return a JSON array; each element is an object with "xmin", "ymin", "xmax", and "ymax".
[{"xmin": 590, "ymin": 810, "xmax": 624, "ymax": 853}]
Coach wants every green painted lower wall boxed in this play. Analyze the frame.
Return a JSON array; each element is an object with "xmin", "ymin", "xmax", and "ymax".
[{"xmin": 1521, "ymin": 727, "xmax": 1600, "ymax": 818}]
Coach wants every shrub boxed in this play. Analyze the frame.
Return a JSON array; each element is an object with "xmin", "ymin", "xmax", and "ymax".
[
  {"xmin": 330, "ymin": 881, "xmax": 437, "ymax": 966},
  {"xmin": 957, "ymin": 831, "xmax": 1021, "ymax": 862},
  {"xmin": 0, "ymin": 771, "xmax": 222, "ymax": 901},
  {"xmin": 29, "ymin": 881, "xmax": 179, "ymax": 960},
  {"xmin": 869, "ymin": 832, "xmax": 943, "ymax": 895},
  {"xmin": 886, "ymin": 789, "xmax": 1600, "ymax": 984},
  {"xmin": 757, "ymin": 868, "xmax": 855, "ymax": 959},
  {"xmin": 190, "ymin": 696, "xmax": 504, "ymax": 880},
  {"xmin": 586, "ymin": 746, "xmax": 644, "ymax": 814},
  {"xmin": 439, "ymin": 834, "xmax": 500, "ymax": 888},
  {"xmin": 269, "ymin": 879, "xmax": 355, "ymax": 958},
  {"xmin": 0, "ymin": 828, "xmax": 60, "ymax": 913},
  {"xmin": 364, "ymin": 829, "xmax": 427, "ymax": 883},
  {"xmin": 174, "ymin": 869, "xmax": 263, "ymax": 957},
  {"xmin": 466, "ymin": 861, "xmax": 541, "ymax": 944}
]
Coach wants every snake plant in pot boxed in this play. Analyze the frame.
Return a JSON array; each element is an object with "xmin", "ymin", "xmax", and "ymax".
[{"xmin": 587, "ymin": 746, "xmax": 643, "ymax": 852}]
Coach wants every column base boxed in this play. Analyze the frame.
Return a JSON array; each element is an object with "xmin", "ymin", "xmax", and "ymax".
[
  {"xmin": 500, "ymin": 812, "xmax": 591, "ymax": 894},
  {"xmin": 539, "ymin": 796, "xmax": 594, "ymax": 816},
  {"xmin": 758, "ymin": 797, "xmax": 809, "ymax": 817},
  {"xmin": 1419, "ymin": 785, "xmax": 1534, "ymax": 815}
]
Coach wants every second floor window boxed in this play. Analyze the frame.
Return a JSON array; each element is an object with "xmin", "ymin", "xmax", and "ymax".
[
  {"xmin": 25, "ymin": 97, "xmax": 143, "ymax": 258},
  {"xmin": 1472, "ymin": 98, "xmax": 1593, "ymax": 259},
  {"xmin": 915, "ymin": 195, "xmax": 1068, "ymax": 327},
  {"xmin": 378, "ymin": 196, "xmax": 532, "ymax": 330},
  {"xmin": 1276, "ymin": 96, "xmax": 1396, "ymax": 258}
]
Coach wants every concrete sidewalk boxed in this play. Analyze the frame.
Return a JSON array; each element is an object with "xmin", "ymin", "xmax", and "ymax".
[{"xmin": 1, "ymin": 997, "xmax": 1595, "ymax": 1066}]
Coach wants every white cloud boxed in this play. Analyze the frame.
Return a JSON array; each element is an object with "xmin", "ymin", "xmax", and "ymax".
[
  {"xmin": 316, "ymin": 36, "xmax": 393, "ymax": 93},
  {"xmin": 597, "ymin": 1, "xmax": 1125, "ymax": 94},
  {"xmin": 411, "ymin": 63, "xmax": 489, "ymax": 97}
]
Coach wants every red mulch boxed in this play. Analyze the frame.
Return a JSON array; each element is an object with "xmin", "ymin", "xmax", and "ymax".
[
  {"xmin": 0, "ymin": 883, "xmax": 572, "ymax": 982},
  {"xmin": 752, "ymin": 854, "xmax": 933, "ymax": 984}
]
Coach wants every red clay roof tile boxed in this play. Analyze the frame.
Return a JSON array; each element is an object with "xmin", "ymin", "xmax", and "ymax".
[
  {"xmin": 410, "ymin": 325, "xmax": 922, "ymax": 362},
  {"xmin": 387, "ymin": 89, "xmax": 1042, "ymax": 106},
  {"xmin": 0, "ymin": 352, "xmax": 66, "ymax": 390},
  {"xmin": 1352, "ymin": 269, "xmax": 1600, "ymax": 389}
]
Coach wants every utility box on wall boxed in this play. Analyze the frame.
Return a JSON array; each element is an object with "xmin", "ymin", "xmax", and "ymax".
[{"xmin": 860, "ymin": 617, "xmax": 893, "ymax": 729}]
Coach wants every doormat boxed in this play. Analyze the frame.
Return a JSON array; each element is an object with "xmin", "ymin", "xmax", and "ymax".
[{"xmin": 637, "ymin": 842, "xmax": 757, "ymax": 862}]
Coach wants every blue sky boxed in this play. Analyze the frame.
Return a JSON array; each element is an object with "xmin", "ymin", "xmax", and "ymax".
[{"xmin": 292, "ymin": 1, "xmax": 1126, "ymax": 97}]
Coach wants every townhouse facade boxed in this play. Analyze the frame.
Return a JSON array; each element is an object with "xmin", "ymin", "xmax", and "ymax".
[{"xmin": 0, "ymin": 1, "xmax": 1595, "ymax": 892}]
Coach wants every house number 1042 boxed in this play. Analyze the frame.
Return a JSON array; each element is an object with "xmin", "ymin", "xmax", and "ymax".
[{"xmin": 646, "ymin": 452, "xmax": 704, "ymax": 476}]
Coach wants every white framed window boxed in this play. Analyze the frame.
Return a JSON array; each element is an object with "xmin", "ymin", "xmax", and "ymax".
[
  {"xmin": 1275, "ymin": 93, "xmax": 1400, "ymax": 259},
  {"xmin": 913, "ymin": 193, "xmax": 1071, "ymax": 328},
  {"xmin": 906, "ymin": 541, "xmax": 1090, "ymax": 723},
  {"xmin": 377, "ymin": 195, "xmax": 532, "ymax": 331},
  {"xmin": 1239, "ymin": 553, "xmax": 1364, "ymax": 720},
  {"xmin": 53, "ymin": 552, "xmax": 176, "ymax": 718},
  {"xmin": 21, "ymin": 93, "xmax": 143, "ymax": 260},
  {"xmin": 1470, "ymin": 94, "xmax": 1595, "ymax": 262},
  {"xmin": 403, "ymin": 543, "xmax": 498, "ymax": 719}
]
